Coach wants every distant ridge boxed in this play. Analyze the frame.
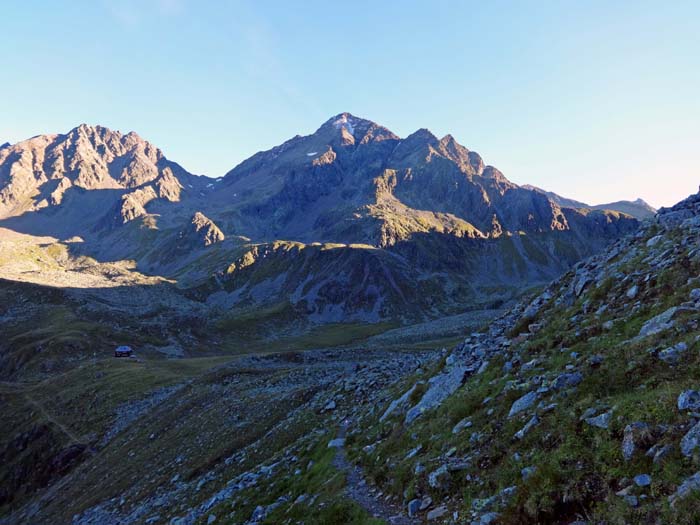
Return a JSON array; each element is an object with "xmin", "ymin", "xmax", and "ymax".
[{"xmin": 522, "ymin": 184, "xmax": 656, "ymax": 219}]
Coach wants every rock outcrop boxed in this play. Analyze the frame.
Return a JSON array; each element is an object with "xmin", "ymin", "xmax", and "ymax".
[{"xmin": 182, "ymin": 212, "xmax": 225, "ymax": 248}]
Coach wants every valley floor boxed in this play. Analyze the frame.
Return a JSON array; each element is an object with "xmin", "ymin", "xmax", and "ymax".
[{"xmin": 0, "ymin": 289, "xmax": 495, "ymax": 525}]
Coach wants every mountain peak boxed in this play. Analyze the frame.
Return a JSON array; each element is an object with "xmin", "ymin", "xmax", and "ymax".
[
  {"xmin": 405, "ymin": 128, "xmax": 438, "ymax": 144},
  {"xmin": 71, "ymin": 122, "xmax": 114, "ymax": 137},
  {"xmin": 316, "ymin": 112, "xmax": 399, "ymax": 145}
]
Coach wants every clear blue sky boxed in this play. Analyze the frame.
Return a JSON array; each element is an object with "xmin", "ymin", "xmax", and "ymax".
[{"xmin": 2, "ymin": 1, "xmax": 698, "ymax": 208}]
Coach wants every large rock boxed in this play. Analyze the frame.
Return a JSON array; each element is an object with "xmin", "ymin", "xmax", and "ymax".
[
  {"xmin": 551, "ymin": 372, "xmax": 583, "ymax": 390},
  {"xmin": 659, "ymin": 343, "xmax": 688, "ymax": 364},
  {"xmin": 407, "ymin": 499, "xmax": 421, "ymax": 517},
  {"xmin": 638, "ymin": 307, "xmax": 678, "ymax": 338},
  {"xmin": 678, "ymin": 390, "xmax": 700, "ymax": 411},
  {"xmin": 380, "ymin": 382, "xmax": 421, "ymax": 422},
  {"xmin": 669, "ymin": 472, "xmax": 700, "ymax": 507},
  {"xmin": 508, "ymin": 391, "xmax": 538, "ymax": 418},
  {"xmin": 585, "ymin": 411, "xmax": 612, "ymax": 430},
  {"xmin": 681, "ymin": 421, "xmax": 700, "ymax": 457},
  {"xmin": 622, "ymin": 422, "xmax": 651, "ymax": 461},
  {"xmin": 427, "ymin": 505, "xmax": 448, "ymax": 521},
  {"xmin": 428, "ymin": 464, "xmax": 450, "ymax": 489},
  {"xmin": 406, "ymin": 365, "xmax": 467, "ymax": 424},
  {"xmin": 514, "ymin": 415, "xmax": 539, "ymax": 439}
]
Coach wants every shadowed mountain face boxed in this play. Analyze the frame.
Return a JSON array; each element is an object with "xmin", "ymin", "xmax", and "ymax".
[{"xmin": 0, "ymin": 114, "xmax": 640, "ymax": 329}]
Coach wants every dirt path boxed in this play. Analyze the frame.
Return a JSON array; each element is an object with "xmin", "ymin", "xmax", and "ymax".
[
  {"xmin": 332, "ymin": 420, "xmax": 419, "ymax": 525},
  {"xmin": 24, "ymin": 393, "xmax": 95, "ymax": 454}
]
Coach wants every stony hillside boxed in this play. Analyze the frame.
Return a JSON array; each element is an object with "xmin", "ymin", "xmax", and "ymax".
[
  {"xmin": 310, "ymin": 190, "xmax": 699, "ymax": 524},
  {"xmin": 40, "ymin": 188, "xmax": 691, "ymax": 525},
  {"xmin": 0, "ymin": 144, "xmax": 695, "ymax": 524}
]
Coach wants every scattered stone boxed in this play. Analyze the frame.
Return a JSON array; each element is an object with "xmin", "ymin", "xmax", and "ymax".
[
  {"xmin": 327, "ymin": 438, "xmax": 345, "ymax": 448},
  {"xmin": 405, "ymin": 444, "xmax": 422, "ymax": 459},
  {"xmin": 427, "ymin": 505, "xmax": 448, "ymax": 520},
  {"xmin": 521, "ymin": 359, "xmax": 539, "ymax": 372},
  {"xmin": 646, "ymin": 235, "xmax": 663, "ymax": 247},
  {"xmin": 669, "ymin": 472, "xmax": 700, "ymax": 507},
  {"xmin": 622, "ymin": 422, "xmax": 650, "ymax": 461},
  {"xmin": 420, "ymin": 496, "xmax": 433, "ymax": 511},
  {"xmin": 428, "ymin": 465, "xmax": 450, "ymax": 489},
  {"xmin": 580, "ymin": 407, "xmax": 598, "ymax": 420},
  {"xmin": 588, "ymin": 354, "xmax": 604, "ymax": 366},
  {"xmin": 407, "ymin": 498, "xmax": 421, "ymax": 517},
  {"xmin": 323, "ymin": 400, "xmax": 336, "ymax": 411},
  {"xmin": 514, "ymin": 415, "xmax": 539, "ymax": 440},
  {"xmin": 624, "ymin": 495, "xmax": 639, "ymax": 508},
  {"xmin": 681, "ymin": 421, "xmax": 700, "ymax": 456},
  {"xmin": 452, "ymin": 417, "xmax": 473, "ymax": 434},
  {"xmin": 659, "ymin": 342, "xmax": 688, "ymax": 364},
  {"xmin": 634, "ymin": 474, "xmax": 652, "ymax": 487},
  {"xmin": 477, "ymin": 512, "xmax": 500, "ymax": 524},
  {"xmin": 585, "ymin": 411, "xmax": 612, "ymax": 430},
  {"xmin": 650, "ymin": 444, "xmax": 673, "ymax": 464},
  {"xmin": 508, "ymin": 391, "xmax": 538, "ymax": 418},
  {"xmin": 627, "ymin": 285, "xmax": 639, "ymax": 299},
  {"xmin": 250, "ymin": 506, "xmax": 265, "ymax": 522},
  {"xmin": 552, "ymin": 372, "xmax": 583, "ymax": 391},
  {"xmin": 678, "ymin": 390, "xmax": 700, "ymax": 411},
  {"xmin": 521, "ymin": 466, "xmax": 537, "ymax": 480},
  {"xmin": 638, "ymin": 307, "xmax": 678, "ymax": 338}
]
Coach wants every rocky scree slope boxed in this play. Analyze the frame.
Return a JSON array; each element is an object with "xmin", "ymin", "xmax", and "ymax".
[
  {"xmin": 79, "ymin": 192, "xmax": 698, "ymax": 525},
  {"xmin": 318, "ymin": 190, "xmax": 700, "ymax": 524},
  {"xmin": 0, "ymin": 342, "xmax": 436, "ymax": 525}
]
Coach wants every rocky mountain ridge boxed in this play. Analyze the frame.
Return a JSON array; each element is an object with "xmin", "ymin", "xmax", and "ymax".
[
  {"xmin": 522, "ymin": 185, "xmax": 657, "ymax": 220},
  {"xmin": 215, "ymin": 113, "xmax": 637, "ymax": 246},
  {"xmin": 0, "ymin": 116, "xmax": 640, "ymax": 332},
  {"xmin": 0, "ymin": 124, "xmax": 206, "ymax": 223}
]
